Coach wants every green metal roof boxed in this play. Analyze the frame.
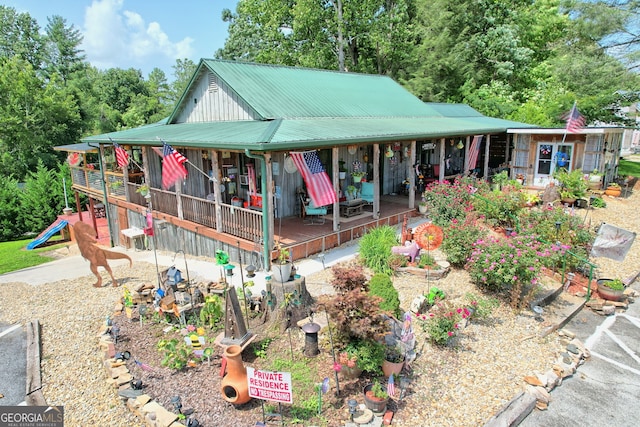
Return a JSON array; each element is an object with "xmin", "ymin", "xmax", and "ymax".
[
  {"xmin": 170, "ymin": 59, "xmax": 442, "ymax": 121},
  {"xmin": 82, "ymin": 59, "xmax": 535, "ymax": 150}
]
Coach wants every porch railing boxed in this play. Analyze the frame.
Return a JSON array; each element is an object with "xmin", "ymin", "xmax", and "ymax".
[
  {"xmin": 219, "ymin": 204, "xmax": 263, "ymax": 241},
  {"xmin": 181, "ymin": 194, "xmax": 216, "ymax": 229}
]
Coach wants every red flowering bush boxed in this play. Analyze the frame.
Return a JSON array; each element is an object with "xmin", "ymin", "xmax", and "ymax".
[
  {"xmin": 421, "ymin": 177, "xmax": 476, "ymax": 227},
  {"xmin": 466, "ymin": 234, "xmax": 563, "ymax": 309},
  {"xmin": 417, "ymin": 301, "xmax": 471, "ymax": 346}
]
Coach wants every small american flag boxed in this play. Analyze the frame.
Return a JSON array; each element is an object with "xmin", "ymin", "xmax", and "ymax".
[
  {"xmin": 564, "ymin": 101, "xmax": 586, "ymax": 133},
  {"xmin": 161, "ymin": 142, "xmax": 188, "ymax": 189},
  {"xmin": 387, "ymin": 374, "xmax": 396, "ymax": 397},
  {"xmin": 290, "ymin": 151, "xmax": 336, "ymax": 207},
  {"xmin": 134, "ymin": 359, "xmax": 153, "ymax": 371},
  {"xmin": 113, "ymin": 141, "xmax": 129, "ymax": 168}
]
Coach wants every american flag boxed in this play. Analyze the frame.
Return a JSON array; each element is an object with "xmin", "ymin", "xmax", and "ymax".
[
  {"xmin": 134, "ymin": 359, "xmax": 153, "ymax": 371},
  {"xmin": 387, "ymin": 374, "xmax": 396, "ymax": 397},
  {"xmin": 161, "ymin": 142, "xmax": 188, "ymax": 189},
  {"xmin": 564, "ymin": 101, "xmax": 586, "ymax": 133},
  {"xmin": 290, "ymin": 151, "xmax": 336, "ymax": 207},
  {"xmin": 113, "ymin": 141, "xmax": 129, "ymax": 168},
  {"xmin": 467, "ymin": 135, "xmax": 483, "ymax": 172}
]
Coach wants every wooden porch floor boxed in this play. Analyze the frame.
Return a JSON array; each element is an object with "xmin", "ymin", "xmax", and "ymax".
[{"xmin": 274, "ymin": 194, "xmax": 420, "ymax": 262}]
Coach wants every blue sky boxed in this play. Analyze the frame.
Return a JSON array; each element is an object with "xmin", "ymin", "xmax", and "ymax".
[{"xmin": 6, "ymin": 0, "xmax": 239, "ymax": 79}]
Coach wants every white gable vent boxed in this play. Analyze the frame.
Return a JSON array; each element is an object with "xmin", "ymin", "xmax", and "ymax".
[{"xmin": 208, "ymin": 73, "xmax": 219, "ymax": 93}]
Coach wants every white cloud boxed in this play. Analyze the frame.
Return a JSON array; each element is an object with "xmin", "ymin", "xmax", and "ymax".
[{"xmin": 81, "ymin": 0, "xmax": 194, "ymax": 71}]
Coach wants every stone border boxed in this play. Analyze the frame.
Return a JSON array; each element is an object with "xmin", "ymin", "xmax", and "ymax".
[
  {"xmin": 98, "ymin": 307, "xmax": 187, "ymax": 427},
  {"xmin": 26, "ymin": 320, "xmax": 47, "ymax": 406},
  {"xmin": 484, "ymin": 332, "xmax": 590, "ymax": 427}
]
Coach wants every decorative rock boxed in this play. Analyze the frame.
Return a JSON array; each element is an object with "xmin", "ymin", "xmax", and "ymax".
[
  {"xmin": 523, "ymin": 375, "xmax": 543, "ymax": 386},
  {"xmin": 566, "ymin": 343, "xmax": 580, "ymax": 355},
  {"xmin": 410, "ymin": 295, "xmax": 427, "ymax": 314},
  {"xmin": 118, "ymin": 388, "xmax": 143, "ymax": 399},
  {"xmin": 543, "ymin": 370, "xmax": 560, "ymax": 390},
  {"xmin": 526, "ymin": 385, "xmax": 551, "ymax": 404},
  {"xmin": 116, "ymin": 373, "xmax": 133, "ymax": 386},
  {"xmin": 535, "ymin": 401, "xmax": 548, "ymax": 411},
  {"xmin": 602, "ymin": 305, "xmax": 616, "ymax": 315}
]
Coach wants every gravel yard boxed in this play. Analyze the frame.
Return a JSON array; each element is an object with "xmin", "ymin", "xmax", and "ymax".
[{"xmin": 0, "ymin": 183, "xmax": 638, "ymax": 427}]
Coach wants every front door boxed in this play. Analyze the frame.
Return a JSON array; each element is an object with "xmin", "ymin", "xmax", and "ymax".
[{"xmin": 534, "ymin": 142, "xmax": 574, "ymax": 186}]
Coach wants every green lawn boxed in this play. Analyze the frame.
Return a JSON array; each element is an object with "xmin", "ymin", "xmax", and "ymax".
[
  {"xmin": 0, "ymin": 238, "xmax": 68, "ymax": 275},
  {"xmin": 619, "ymin": 158, "xmax": 640, "ymax": 178}
]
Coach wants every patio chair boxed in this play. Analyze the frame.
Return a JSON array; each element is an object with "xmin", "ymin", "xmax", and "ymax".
[
  {"xmin": 301, "ymin": 194, "xmax": 328, "ymax": 224},
  {"xmin": 360, "ymin": 181, "xmax": 374, "ymax": 204}
]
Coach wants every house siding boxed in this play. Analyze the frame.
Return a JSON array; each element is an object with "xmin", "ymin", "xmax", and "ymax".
[{"xmin": 175, "ymin": 71, "xmax": 258, "ymax": 123}]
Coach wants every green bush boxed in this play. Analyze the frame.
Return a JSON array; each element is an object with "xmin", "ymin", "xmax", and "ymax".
[
  {"xmin": 441, "ymin": 213, "xmax": 487, "ymax": 267},
  {"xmin": 421, "ymin": 177, "xmax": 475, "ymax": 227},
  {"xmin": 359, "ymin": 225, "xmax": 398, "ymax": 275},
  {"xmin": 368, "ymin": 273, "xmax": 400, "ymax": 317}
]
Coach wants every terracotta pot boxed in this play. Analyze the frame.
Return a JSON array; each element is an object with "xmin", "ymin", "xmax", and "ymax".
[
  {"xmin": 382, "ymin": 358, "xmax": 404, "ymax": 377},
  {"xmin": 605, "ymin": 187, "xmax": 621, "ymax": 197},
  {"xmin": 220, "ymin": 345, "xmax": 251, "ymax": 405},
  {"xmin": 340, "ymin": 365, "xmax": 363, "ymax": 380}
]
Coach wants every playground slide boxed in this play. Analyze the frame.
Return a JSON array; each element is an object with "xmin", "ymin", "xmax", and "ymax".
[{"xmin": 26, "ymin": 219, "xmax": 69, "ymax": 250}]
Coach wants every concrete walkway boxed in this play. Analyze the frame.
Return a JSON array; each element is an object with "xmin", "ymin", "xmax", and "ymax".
[{"xmin": 519, "ymin": 282, "xmax": 640, "ymax": 427}]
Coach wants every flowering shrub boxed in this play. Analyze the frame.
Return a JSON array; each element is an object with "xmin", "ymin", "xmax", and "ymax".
[
  {"xmin": 441, "ymin": 213, "xmax": 488, "ymax": 267},
  {"xmin": 466, "ymin": 234, "xmax": 557, "ymax": 308},
  {"xmin": 520, "ymin": 206, "xmax": 593, "ymax": 269},
  {"xmin": 417, "ymin": 301, "xmax": 470, "ymax": 346},
  {"xmin": 472, "ymin": 189, "xmax": 526, "ymax": 228},
  {"xmin": 421, "ymin": 177, "xmax": 476, "ymax": 227}
]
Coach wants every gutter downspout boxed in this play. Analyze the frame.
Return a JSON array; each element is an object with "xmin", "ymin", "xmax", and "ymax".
[
  {"xmin": 245, "ymin": 149, "xmax": 270, "ymax": 270},
  {"xmin": 88, "ymin": 142, "xmax": 114, "ymax": 247}
]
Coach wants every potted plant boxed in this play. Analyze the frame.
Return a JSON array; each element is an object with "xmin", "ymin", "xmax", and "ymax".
[
  {"xmin": 381, "ymin": 344, "xmax": 405, "ymax": 377},
  {"xmin": 346, "ymin": 185, "xmax": 358, "ymax": 200},
  {"xmin": 605, "ymin": 182, "xmax": 621, "ymax": 197},
  {"xmin": 363, "ymin": 382, "xmax": 389, "ymax": 414},
  {"xmin": 339, "ymin": 160, "xmax": 347, "ymax": 180},
  {"xmin": 553, "ymin": 168, "xmax": 587, "ymax": 204},
  {"xmin": 136, "ymin": 183, "xmax": 150, "ymax": 197},
  {"xmin": 340, "ymin": 339, "xmax": 385, "ymax": 377},
  {"xmin": 491, "ymin": 171, "xmax": 509, "ymax": 190},
  {"xmin": 596, "ymin": 278, "xmax": 625, "ymax": 301},
  {"xmin": 588, "ymin": 169, "xmax": 603, "ymax": 190},
  {"xmin": 352, "ymin": 171, "xmax": 366, "ymax": 183},
  {"xmin": 417, "ymin": 199, "xmax": 428, "ymax": 214},
  {"xmin": 271, "ymin": 246, "xmax": 291, "ymax": 283}
]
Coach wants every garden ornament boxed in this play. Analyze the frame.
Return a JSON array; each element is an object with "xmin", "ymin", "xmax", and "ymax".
[{"xmin": 72, "ymin": 221, "xmax": 132, "ymax": 287}]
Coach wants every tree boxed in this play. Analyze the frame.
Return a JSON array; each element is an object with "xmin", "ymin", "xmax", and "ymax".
[
  {"xmin": 0, "ymin": 176, "xmax": 24, "ymax": 241},
  {"xmin": 169, "ymin": 58, "xmax": 197, "ymax": 106},
  {"xmin": 43, "ymin": 15, "xmax": 86, "ymax": 83},
  {"xmin": 0, "ymin": 6, "xmax": 45, "ymax": 69},
  {"xmin": 0, "ymin": 57, "xmax": 81, "ymax": 180},
  {"xmin": 21, "ymin": 160, "xmax": 63, "ymax": 234}
]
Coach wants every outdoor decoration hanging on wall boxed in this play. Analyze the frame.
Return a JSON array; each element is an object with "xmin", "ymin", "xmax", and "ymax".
[{"xmin": 385, "ymin": 145, "xmax": 394, "ymax": 158}]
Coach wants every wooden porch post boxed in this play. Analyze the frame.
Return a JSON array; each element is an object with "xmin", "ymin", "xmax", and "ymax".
[
  {"xmin": 265, "ymin": 153, "xmax": 275, "ymax": 254},
  {"xmin": 464, "ymin": 135, "xmax": 471, "ymax": 173},
  {"xmin": 212, "ymin": 151, "xmax": 223, "ymax": 232},
  {"xmin": 408, "ymin": 140, "xmax": 416, "ymax": 208},
  {"xmin": 439, "ymin": 138, "xmax": 445, "ymax": 181},
  {"xmin": 332, "ymin": 146, "xmax": 340, "ymax": 231},
  {"xmin": 373, "ymin": 144, "xmax": 380, "ymax": 219},
  {"xmin": 142, "ymin": 147, "xmax": 151, "ymax": 190},
  {"xmin": 483, "ymin": 134, "xmax": 491, "ymax": 180}
]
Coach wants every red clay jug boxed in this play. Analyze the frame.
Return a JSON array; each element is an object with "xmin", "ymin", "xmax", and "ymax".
[{"xmin": 220, "ymin": 345, "xmax": 251, "ymax": 405}]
